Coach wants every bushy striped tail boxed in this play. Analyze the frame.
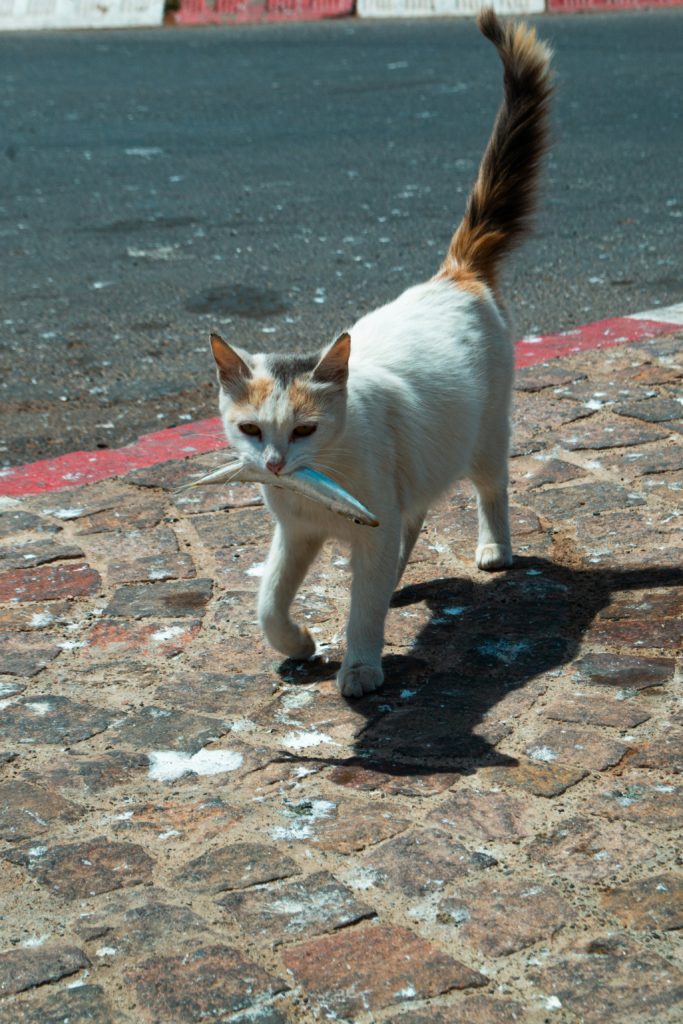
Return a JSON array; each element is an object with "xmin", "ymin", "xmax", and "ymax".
[{"xmin": 440, "ymin": 8, "xmax": 553, "ymax": 292}]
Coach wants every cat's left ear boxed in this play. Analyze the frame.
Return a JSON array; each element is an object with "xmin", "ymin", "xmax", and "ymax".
[{"xmin": 312, "ymin": 332, "xmax": 351, "ymax": 388}]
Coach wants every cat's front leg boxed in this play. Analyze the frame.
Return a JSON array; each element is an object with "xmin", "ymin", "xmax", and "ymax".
[
  {"xmin": 338, "ymin": 516, "xmax": 401, "ymax": 698},
  {"xmin": 258, "ymin": 524, "xmax": 322, "ymax": 659}
]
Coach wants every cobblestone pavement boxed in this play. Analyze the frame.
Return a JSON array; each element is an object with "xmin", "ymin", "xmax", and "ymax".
[{"xmin": 1, "ymin": 332, "xmax": 682, "ymax": 1024}]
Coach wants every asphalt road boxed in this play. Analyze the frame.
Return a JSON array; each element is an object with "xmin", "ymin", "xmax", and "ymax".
[{"xmin": 1, "ymin": 11, "xmax": 682, "ymax": 466}]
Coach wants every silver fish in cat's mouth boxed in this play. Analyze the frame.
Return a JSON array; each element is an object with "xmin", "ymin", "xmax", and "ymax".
[{"xmin": 179, "ymin": 460, "xmax": 380, "ymax": 528}]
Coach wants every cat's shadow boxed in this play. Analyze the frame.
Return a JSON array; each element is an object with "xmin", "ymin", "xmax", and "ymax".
[{"xmin": 277, "ymin": 556, "xmax": 683, "ymax": 778}]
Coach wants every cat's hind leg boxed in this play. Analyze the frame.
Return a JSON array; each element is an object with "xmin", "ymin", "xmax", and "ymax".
[
  {"xmin": 258, "ymin": 524, "xmax": 322, "ymax": 659},
  {"xmin": 396, "ymin": 512, "xmax": 426, "ymax": 585},
  {"xmin": 471, "ymin": 455, "xmax": 512, "ymax": 572}
]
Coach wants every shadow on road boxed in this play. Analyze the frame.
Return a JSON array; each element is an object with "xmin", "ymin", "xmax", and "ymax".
[{"xmin": 277, "ymin": 557, "xmax": 683, "ymax": 778}]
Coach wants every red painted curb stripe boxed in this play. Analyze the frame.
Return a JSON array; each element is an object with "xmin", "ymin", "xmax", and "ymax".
[
  {"xmin": 1, "ymin": 313, "xmax": 679, "ymax": 499},
  {"xmin": 173, "ymin": 0, "xmax": 353, "ymax": 25},
  {"xmin": 0, "ymin": 418, "xmax": 226, "ymax": 498},
  {"xmin": 515, "ymin": 316, "xmax": 680, "ymax": 369}
]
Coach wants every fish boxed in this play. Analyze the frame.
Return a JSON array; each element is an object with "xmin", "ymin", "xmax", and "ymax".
[{"xmin": 178, "ymin": 460, "xmax": 380, "ymax": 528}]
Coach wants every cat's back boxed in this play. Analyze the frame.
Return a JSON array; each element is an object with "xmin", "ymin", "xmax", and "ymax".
[{"xmin": 348, "ymin": 277, "xmax": 508, "ymax": 385}]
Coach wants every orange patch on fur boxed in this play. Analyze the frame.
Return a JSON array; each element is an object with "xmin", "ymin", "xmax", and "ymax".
[
  {"xmin": 289, "ymin": 380, "xmax": 321, "ymax": 419},
  {"xmin": 435, "ymin": 263, "xmax": 488, "ymax": 298},
  {"xmin": 246, "ymin": 377, "xmax": 274, "ymax": 408}
]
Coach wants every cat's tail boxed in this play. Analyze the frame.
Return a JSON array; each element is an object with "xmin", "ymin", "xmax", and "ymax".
[{"xmin": 440, "ymin": 8, "xmax": 553, "ymax": 292}]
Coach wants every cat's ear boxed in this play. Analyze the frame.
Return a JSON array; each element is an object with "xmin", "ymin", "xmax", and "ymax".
[
  {"xmin": 210, "ymin": 333, "xmax": 252, "ymax": 394},
  {"xmin": 312, "ymin": 332, "xmax": 351, "ymax": 388}
]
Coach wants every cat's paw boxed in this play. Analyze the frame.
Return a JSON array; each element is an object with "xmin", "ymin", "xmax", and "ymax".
[
  {"xmin": 272, "ymin": 623, "xmax": 317, "ymax": 660},
  {"xmin": 337, "ymin": 661, "xmax": 384, "ymax": 698},
  {"xmin": 476, "ymin": 543, "xmax": 512, "ymax": 571}
]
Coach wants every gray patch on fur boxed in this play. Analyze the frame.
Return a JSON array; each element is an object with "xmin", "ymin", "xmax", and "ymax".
[{"xmin": 264, "ymin": 352, "xmax": 319, "ymax": 385}]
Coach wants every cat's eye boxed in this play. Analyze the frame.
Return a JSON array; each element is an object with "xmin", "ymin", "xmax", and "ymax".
[
  {"xmin": 291, "ymin": 424, "xmax": 317, "ymax": 440},
  {"xmin": 238, "ymin": 423, "xmax": 262, "ymax": 439}
]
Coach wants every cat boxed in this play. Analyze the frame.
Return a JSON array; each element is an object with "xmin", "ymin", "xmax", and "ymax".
[{"xmin": 210, "ymin": 8, "xmax": 553, "ymax": 697}]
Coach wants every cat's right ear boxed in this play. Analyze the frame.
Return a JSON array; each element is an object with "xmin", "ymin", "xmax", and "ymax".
[
  {"xmin": 313, "ymin": 332, "xmax": 351, "ymax": 389},
  {"xmin": 210, "ymin": 333, "xmax": 252, "ymax": 394}
]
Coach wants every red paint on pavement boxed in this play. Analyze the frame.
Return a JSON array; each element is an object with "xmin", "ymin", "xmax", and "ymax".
[
  {"xmin": 0, "ymin": 418, "xmax": 226, "ymax": 498},
  {"xmin": 548, "ymin": 0, "xmax": 683, "ymax": 11},
  {"xmin": 1, "ymin": 313, "xmax": 680, "ymax": 499},
  {"xmin": 174, "ymin": 0, "xmax": 354, "ymax": 26},
  {"xmin": 514, "ymin": 316, "xmax": 681, "ymax": 369}
]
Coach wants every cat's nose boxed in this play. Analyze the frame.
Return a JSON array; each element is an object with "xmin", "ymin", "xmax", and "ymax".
[{"xmin": 266, "ymin": 457, "xmax": 285, "ymax": 476}]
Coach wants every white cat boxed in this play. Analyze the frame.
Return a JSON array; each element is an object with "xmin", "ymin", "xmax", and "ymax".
[{"xmin": 210, "ymin": 9, "xmax": 553, "ymax": 697}]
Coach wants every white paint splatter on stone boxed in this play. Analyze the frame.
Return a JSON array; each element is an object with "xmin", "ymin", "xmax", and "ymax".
[{"xmin": 148, "ymin": 748, "xmax": 244, "ymax": 782}]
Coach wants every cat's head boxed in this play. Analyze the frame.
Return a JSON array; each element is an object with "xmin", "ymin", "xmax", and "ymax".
[{"xmin": 210, "ymin": 332, "xmax": 350, "ymax": 476}]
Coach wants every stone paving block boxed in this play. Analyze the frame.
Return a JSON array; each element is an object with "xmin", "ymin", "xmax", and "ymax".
[
  {"xmin": 125, "ymin": 945, "xmax": 288, "ymax": 1022},
  {"xmin": 0, "ymin": 561, "xmax": 101, "ymax": 602},
  {"xmin": 585, "ymin": 615, "xmax": 683, "ymax": 651},
  {"xmin": 0, "ymin": 695, "xmax": 117, "ymax": 745},
  {"xmin": 600, "ymin": 873, "xmax": 683, "ymax": 931},
  {"xmin": 384, "ymin": 994, "xmax": 536, "ymax": 1023},
  {"xmin": 328, "ymin": 760, "xmax": 458, "ymax": 797},
  {"xmin": 156, "ymin": 669, "xmax": 276, "ymax": 715},
  {"xmin": 613, "ymin": 396, "xmax": 683, "ymax": 423},
  {"xmin": 511, "ymin": 456, "xmax": 586, "ymax": 490},
  {"xmin": 0, "ymin": 945, "xmax": 89, "ymax": 997},
  {"xmin": 81, "ymin": 900, "xmax": 211, "ymax": 955},
  {"xmin": 0, "ymin": 633, "xmax": 61, "ymax": 676},
  {"xmin": 514, "ymin": 366, "xmax": 586, "ymax": 392},
  {"xmin": 527, "ymin": 481, "xmax": 645, "ymax": 519},
  {"xmin": 272, "ymin": 796, "xmax": 410, "ymax": 853},
  {"xmin": 173, "ymin": 482, "xmax": 263, "ymax": 514},
  {"xmin": 0, "ymin": 509, "xmax": 61, "ymax": 539},
  {"xmin": 80, "ymin": 618, "xmax": 202, "ymax": 660},
  {"xmin": 9, "ymin": 837, "xmax": 155, "ymax": 899},
  {"xmin": 595, "ymin": 443, "xmax": 683, "ymax": 477},
  {"xmin": 191, "ymin": 508, "xmax": 272, "ymax": 549},
  {"xmin": 0, "ymin": 600, "xmax": 73, "ymax": 632},
  {"xmin": 0, "ymin": 539, "xmax": 84, "ymax": 572},
  {"xmin": 21, "ymin": 750, "xmax": 148, "ymax": 795},
  {"xmin": 111, "ymin": 793, "xmax": 242, "ymax": 840},
  {"xmin": 106, "ymin": 705, "xmax": 230, "ymax": 753},
  {"xmin": 513, "ymin": 395, "xmax": 594, "ymax": 435},
  {"xmin": 218, "ymin": 871, "xmax": 376, "ymax": 945},
  {"xmin": 527, "ymin": 815, "xmax": 660, "ymax": 883},
  {"xmin": 84, "ymin": 527, "xmax": 196, "ymax": 584},
  {"xmin": 626, "ymin": 729, "xmax": 683, "ymax": 772},
  {"xmin": 0, "ymin": 780, "xmax": 83, "ymax": 842},
  {"xmin": 553, "ymin": 416, "xmax": 669, "ymax": 450},
  {"xmin": 572, "ymin": 652, "xmax": 675, "ymax": 690},
  {"xmin": 103, "ymin": 577, "xmax": 212, "ymax": 618},
  {"xmin": 479, "ymin": 759, "xmax": 588, "ymax": 798},
  {"xmin": 357, "ymin": 827, "xmax": 496, "ymax": 899},
  {"xmin": 370, "ymin": 703, "xmax": 511, "ymax": 764},
  {"xmin": 178, "ymin": 841, "xmax": 300, "ymax": 893},
  {"xmin": 529, "ymin": 947, "xmax": 683, "ymax": 1024},
  {"xmin": 543, "ymin": 689, "xmax": 653, "ymax": 729},
  {"xmin": 598, "ymin": 587, "xmax": 683, "ymax": 620},
  {"xmin": 0, "ymin": 681, "xmax": 23, "ymax": 697},
  {"xmin": 73, "ymin": 495, "xmax": 166, "ymax": 534},
  {"xmin": 437, "ymin": 877, "xmax": 576, "ymax": 956},
  {"xmin": 0, "ymin": 983, "xmax": 128, "ymax": 1024},
  {"xmin": 593, "ymin": 777, "xmax": 683, "ymax": 831},
  {"xmin": 427, "ymin": 787, "xmax": 537, "ymax": 842},
  {"xmin": 455, "ymin": 634, "xmax": 570, "ymax": 679},
  {"xmin": 525, "ymin": 725, "xmax": 630, "ymax": 771},
  {"xmin": 124, "ymin": 458, "xmax": 205, "ymax": 491},
  {"xmin": 283, "ymin": 923, "xmax": 486, "ymax": 1017},
  {"xmin": 214, "ymin": 545, "xmax": 270, "ymax": 591}
]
